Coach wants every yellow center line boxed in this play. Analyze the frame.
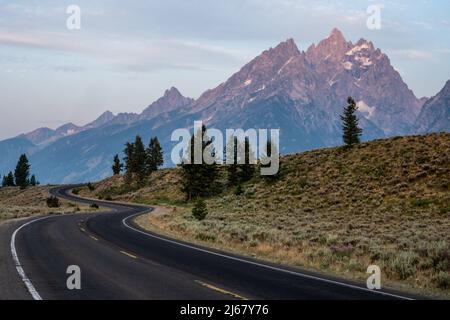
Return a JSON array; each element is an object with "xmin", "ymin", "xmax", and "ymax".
[
  {"xmin": 195, "ymin": 280, "xmax": 248, "ymax": 300},
  {"xmin": 89, "ymin": 235, "xmax": 98, "ymax": 241},
  {"xmin": 80, "ymin": 227, "xmax": 86, "ymax": 232},
  {"xmin": 120, "ymin": 250, "xmax": 138, "ymax": 259}
]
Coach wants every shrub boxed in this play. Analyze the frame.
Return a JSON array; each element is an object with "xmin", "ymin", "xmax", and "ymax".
[
  {"xmin": 432, "ymin": 271, "xmax": 450, "ymax": 290},
  {"xmin": 330, "ymin": 244, "xmax": 354, "ymax": 259},
  {"xmin": 46, "ymin": 196, "xmax": 60, "ymax": 208},
  {"xmin": 410, "ymin": 199, "xmax": 431, "ymax": 207},
  {"xmin": 87, "ymin": 182, "xmax": 95, "ymax": 191},
  {"xmin": 72, "ymin": 188, "xmax": 80, "ymax": 195},
  {"xmin": 192, "ymin": 199, "xmax": 208, "ymax": 221},
  {"xmin": 234, "ymin": 184, "xmax": 243, "ymax": 196},
  {"xmin": 90, "ymin": 203, "xmax": 99, "ymax": 209},
  {"xmin": 104, "ymin": 195, "xmax": 113, "ymax": 201},
  {"xmin": 299, "ymin": 176, "xmax": 308, "ymax": 188},
  {"xmin": 428, "ymin": 241, "xmax": 450, "ymax": 272},
  {"xmin": 196, "ymin": 232, "xmax": 216, "ymax": 242},
  {"xmin": 390, "ymin": 251, "xmax": 418, "ymax": 280}
]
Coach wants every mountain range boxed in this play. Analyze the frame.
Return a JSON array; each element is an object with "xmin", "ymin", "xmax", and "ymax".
[{"xmin": 1, "ymin": 28, "xmax": 448, "ymax": 183}]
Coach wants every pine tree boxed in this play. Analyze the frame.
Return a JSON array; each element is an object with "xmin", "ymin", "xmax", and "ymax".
[
  {"xmin": 192, "ymin": 198, "xmax": 208, "ymax": 221},
  {"xmin": 112, "ymin": 154, "xmax": 123, "ymax": 175},
  {"xmin": 239, "ymin": 137, "xmax": 256, "ymax": 182},
  {"xmin": 132, "ymin": 135, "xmax": 147, "ymax": 184},
  {"xmin": 226, "ymin": 136, "xmax": 256, "ymax": 185},
  {"xmin": 123, "ymin": 142, "xmax": 135, "ymax": 184},
  {"xmin": 14, "ymin": 154, "xmax": 30, "ymax": 189},
  {"xmin": 6, "ymin": 171, "xmax": 15, "ymax": 186},
  {"xmin": 29, "ymin": 174, "xmax": 37, "ymax": 186},
  {"xmin": 146, "ymin": 137, "xmax": 164, "ymax": 174},
  {"xmin": 226, "ymin": 137, "xmax": 240, "ymax": 186},
  {"xmin": 180, "ymin": 125, "xmax": 218, "ymax": 200},
  {"xmin": 341, "ymin": 97, "xmax": 362, "ymax": 147}
]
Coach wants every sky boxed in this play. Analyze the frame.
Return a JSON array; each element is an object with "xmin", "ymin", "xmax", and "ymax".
[{"xmin": 0, "ymin": 0, "xmax": 449, "ymax": 140}]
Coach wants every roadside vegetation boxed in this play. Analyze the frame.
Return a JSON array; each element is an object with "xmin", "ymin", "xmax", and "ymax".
[
  {"xmin": 78, "ymin": 100, "xmax": 450, "ymax": 297},
  {"xmin": 0, "ymin": 186, "xmax": 96, "ymax": 222},
  {"xmin": 0, "ymin": 153, "xmax": 100, "ymax": 222},
  {"xmin": 1, "ymin": 154, "xmax": 39, "ymax": 189},
  {"xmin": 79, "ymin": 131, "xmax": 450, "ymax": 297}
]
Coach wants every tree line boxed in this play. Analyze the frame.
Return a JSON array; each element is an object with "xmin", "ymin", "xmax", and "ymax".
[
  {"xmin": 1, "ymin": 154, "xmax": 39, "ymax": 189},
  {"xmin": 183, "ymin": 97, "xmax": 361, "ymax": 218},
  {"xmin": 109, "ymin": 97, "xmax": 361, "ymax": 220},
  {"xmin": 112, "ymin": 135, "xmax": 164, "ymax": 185}
]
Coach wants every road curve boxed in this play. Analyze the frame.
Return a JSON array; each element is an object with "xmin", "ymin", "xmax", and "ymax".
[{"xmin": 3, "ymin": 185, "xmax": 419, "ymax": 300}]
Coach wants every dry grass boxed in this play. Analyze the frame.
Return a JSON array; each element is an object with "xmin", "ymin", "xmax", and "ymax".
[
  {"xmin": 0, "ymin": 186, "xmax": 96, "ymax": 221},
  {"xmin": 78, "ymin": 169, "xmax": 185, "ymax": 206},
  {"xmin": 81, "ymin": 133, "xmax": 450, "ymax": 298}
]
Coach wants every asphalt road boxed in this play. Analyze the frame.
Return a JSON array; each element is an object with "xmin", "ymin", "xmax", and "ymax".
[{"xmin": 0, "ymin": 185, "xmax": 419, "ymax": 300}]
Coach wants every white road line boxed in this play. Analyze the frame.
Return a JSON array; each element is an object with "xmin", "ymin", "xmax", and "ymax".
[
  {"xmin": 10, "ymin": 216, "xmax": 52, "ymax": 300},
  {"xmin": 123, "ymin": 213, "xmax": 414, "ymax": 301}
]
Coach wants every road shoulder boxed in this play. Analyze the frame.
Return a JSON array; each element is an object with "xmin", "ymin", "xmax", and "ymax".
[{"xmin": 0, "ymin": 218, "xmax": 34, "ymax": 300}]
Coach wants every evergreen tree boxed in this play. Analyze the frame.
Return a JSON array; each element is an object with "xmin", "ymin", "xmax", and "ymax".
[
  {"xmin": 146, "ymin": 137, "xmax": 164, "ymax": 174},
  {"xmin": 192, "ymin": 198, "xmax": 208, "ymax": 221},
  {"xmin": 112, "ymin": 154, "xmax": 123, "ymax": 175},
  {"xmin": 132, "ymin": 135, "xmax": 147, "ymax": 184},
  {"xmin": 29, "ymin": 174, "xmax": 37, "ymax": 186},
  {"xmin": 1, "ymin": 174, "xmax": 5, "ymax": 187},
  {"xmin": 341, "ymin": 97, "xmax": 362, "ymax": 146},
  {"xmin": 123, "ymin": 142, "xmax": 135, "ymax": 184},
  {"xmin": 226, "ymin": 136, "xmax": 240, "ymax": 186},
  {"xmin": 226, "ymin": 136, "xmax": 256, "ymax": 185},
  {"xmin": 238, "ymin": 137, "xmax": 256, "ymax": 182},
  {"xmin": 180, "ymin": 125, "xmax": 218, "ymax": 200},
  {"xmin": 6, "ymin": 171, "xmax": 15, "ymax": 186},
  {"xmin": 14, "ymin": 154, "xmax": 30, "ymax": 189}
]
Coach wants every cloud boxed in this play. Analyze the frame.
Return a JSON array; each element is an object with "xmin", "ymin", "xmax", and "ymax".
[
  {"xmin": 390, "ymin": 49, "xmax": 434, "ymax": 60},
  {"xmin": 53, "ymin": 65, "xmax": 85, "ymax": 73},
  {"xmin": 0, "ymin": 29, "xmax": 247, "ymax": 73}
]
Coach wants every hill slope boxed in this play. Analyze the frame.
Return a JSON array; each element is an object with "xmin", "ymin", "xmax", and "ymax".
[{"xmin": 80, "ymin": 133, "xmax": 450, "ymax": 297}]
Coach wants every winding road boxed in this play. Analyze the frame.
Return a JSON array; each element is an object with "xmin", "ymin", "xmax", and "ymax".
[{"xmin": 0, "ymin": 186, "xmax": 418, "ymax": 300}]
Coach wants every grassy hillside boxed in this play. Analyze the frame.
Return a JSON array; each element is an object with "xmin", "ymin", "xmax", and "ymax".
[
  {"xmin": 79, "ymin": 133, "xmax": 450, "ymax": 297},
  {"xmin": 0, "ymin": 186, "xmax": 97, "ymax": 222}
]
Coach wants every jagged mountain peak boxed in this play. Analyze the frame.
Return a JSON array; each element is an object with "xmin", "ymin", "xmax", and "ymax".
[
  {"xmin": 141, "ymin": 87, "xmax": 193, "ymax": 119},
  {"xmin": 163, "ymin": 86, "xmax": 183, "ymax": 99},
  {"xmin": 99, "ymin": 110, "xmax": 114, "ymax": 117},
  {"xmin": 85, "ymin": 110, "xmax": 116, "ymax": 129},
  {"xmin": 329, "ymin": 27, "xmax": 345, "ymax": 41},
  {"xmin": 307, "ymin": 28, "xmax": 352, "ymax": 63},
  {"xmin": 267, "ymin": 38, "xmax": 300, "ymax": 57},
  {"xmin": 56, "ymin": 122, "xmax": 80, "ymax": 132}
]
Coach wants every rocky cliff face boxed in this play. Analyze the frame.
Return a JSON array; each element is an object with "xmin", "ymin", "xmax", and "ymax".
[
  {"xmin": 188, "ymin": 28, "xmax": 421, "ymax": 139},
  {"xmin": 415, "ymin": 80, "xmax": 450, "ymax": 133},
  {"xmin": 306, "ymin": 29, "xmax": 422, "ymax": 135}
]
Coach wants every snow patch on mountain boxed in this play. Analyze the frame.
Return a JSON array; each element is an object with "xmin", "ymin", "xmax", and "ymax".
[
  {"xmin": 357, "ymin": 101, "xmax": 376, "ymax": 119},
  {"xmin": 342, "ymin": 61, "xmax": 353, "ymax": 70},
  {"xmin": 277, "ymin": 57, "xmax": 294, "ymax": 74},
  {"xmin": 356, "ymin": 56, "xmax": 372, "ymax": 66},
  {"xmin": 346, "ymin": 43, "xmax": 370, "ymax": 56}
]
